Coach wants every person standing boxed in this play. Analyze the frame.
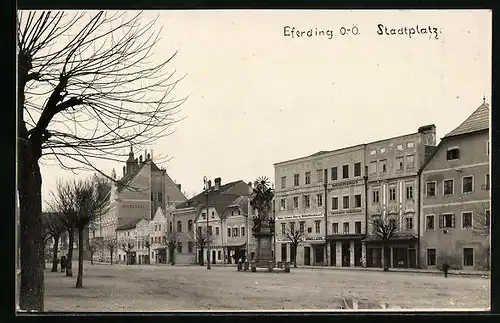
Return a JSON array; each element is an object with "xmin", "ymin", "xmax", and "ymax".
[{"xmin": 443, "ymin": 261, "xmax": 450, "ymax": 278}]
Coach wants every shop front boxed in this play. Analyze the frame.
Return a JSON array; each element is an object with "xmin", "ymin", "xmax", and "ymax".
[
  {"xmin": 326, "ymin": 234, "xmax": 365, "ymax": 267},
  {"xmin": 363, "ymin": 234, "xmax": 418, "ymax": 268},
  {"xmin": 225, "ymin": 243, "xmax": 247, "ymax": 264}
]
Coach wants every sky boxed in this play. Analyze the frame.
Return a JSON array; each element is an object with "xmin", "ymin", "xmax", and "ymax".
[{"xmin": 35, "ymin": 9, "xmax": 492, "ymax": 209}]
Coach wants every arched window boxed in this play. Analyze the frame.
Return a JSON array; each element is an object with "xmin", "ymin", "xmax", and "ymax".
[
  {"xmin": 188, "ymin": 220, "xmax": 193, "ymax": 231},
  {"xmin": 177, "ymin": 220, "xmax": 182, "ymax": 232}
]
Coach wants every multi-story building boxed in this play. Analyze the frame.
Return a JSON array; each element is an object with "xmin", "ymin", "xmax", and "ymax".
[
  {"xmin": 174, "ymin": 177, "xmax": 253, "ymax": 265},
  {"xmin": 115, "ymin": 218, "xmax": 149, "ymax": 264},
  {"xmin": 274, "ymin": 145, "xmax": 366, "ymax": 267},
  {"xmin": 149, "ymin": 207, "xmax": 168, "ymax": 264},
  {"xmin": 420, "ymin": 102, "xmax": 490, "ymax": 270},
  {"xmin": 363, "ymin": 124, "xmax": 437, "ymax": 269},
  {"xmin": 92, "ymin": 147, "xmax": 186, "ymax": 262}
]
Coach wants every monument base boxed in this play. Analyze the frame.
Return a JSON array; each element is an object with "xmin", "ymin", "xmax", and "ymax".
[{"xmin": 254, "ymin": 231, "xmax": 274, "ymax": 268}]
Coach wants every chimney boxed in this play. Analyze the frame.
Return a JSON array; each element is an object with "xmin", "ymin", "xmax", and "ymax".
[
  {"xmin": 139, "ymin": 155, "xmax": 143, "ymax": 163},
  {"xmin": 177, "ymin": 184, "xmax": 182, "ymax": 191},
  {"xmin": 418, "ymin": 124, "xmax": 437, "ymax": 146},
  {"xmin": 214, "ymin": 177, "xmax": 221, "ymax": 190},
  {"xmin": 208, "ymin": 180, "xmax": 212, "ymax": 189},
  {"xmin": 147, "ymin": 153, "xmax": 151, "ymax": 160},
  {"xmin": 248, "ymin": 181, "xmax": 252, "ymax": 188}
]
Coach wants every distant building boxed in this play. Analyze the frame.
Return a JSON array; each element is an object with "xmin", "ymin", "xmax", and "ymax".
[
  {"xmin": 173, "ymin": 177, "xmax": 253, "ymax": 265},
  {"xmin": 116, "ymin": 218, "xmax": 147, "ymax": 264},
  {"xmin": 92, "ymin": 147, "xmax": 186, "ymax": 262},
  {"xmin": 420, "ymin": 102, "xmax": 490, "ymax": 270},
  {"xmin": 149, "ymin": 207, "xmax": 169, "ymax": 264}
]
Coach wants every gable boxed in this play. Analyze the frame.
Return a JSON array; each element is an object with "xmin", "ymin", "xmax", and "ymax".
[
  {"xmin": 164, "ymin": 173, "xmax": 187, "ymax": 203},
  {"xmin": 151, "ymin": 207, "xmax": 166, "ymax": 222},
  {"xmin": 444, "ymin": 103, "xmax": 489, "ymax": 138}
]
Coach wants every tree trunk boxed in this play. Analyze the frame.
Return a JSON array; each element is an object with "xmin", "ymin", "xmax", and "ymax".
[
  {"xmin": 66, "ymin": 229, "xmax": 74, "ymax": 276},
  {"xmin": 293, "ymin": 245, "xmax": 298, "ymax": 268},
  {"xmin": 90, "ymin": 252, "xmax": 94, "ymax": 265},
  {"xmin": 200, "ymin": 248, "xmax": 204, "ymax": 265},
  {"xmin": 383, "ymin": 243, "xmax": 390, "ymax": 272},
  {"xmin": 18, "ymin": 143, "xmax": 44, "ymax": 312},
  {"xmin": 110, "ymin": 249, "xmax": 113, "ymax": 265},
  {"xmin": 76, "ymin": 228, "xmax": 84, "ymax": 288},
  {"xmin": 147, "ymin": 248, "xmax": 150, "ymax": 264},
  {"xmin": 51, "ymin": 236, "xmax": 59, "ymax": 272}
]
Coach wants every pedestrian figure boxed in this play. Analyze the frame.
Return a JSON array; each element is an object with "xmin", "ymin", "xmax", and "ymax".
[
  {"xmin": 60, "ymin": 256, "xmax": 66, "ymax": 272},
  {"xmin": 443, "ymin": 261, "xmax": 450, "ymax": 278}
]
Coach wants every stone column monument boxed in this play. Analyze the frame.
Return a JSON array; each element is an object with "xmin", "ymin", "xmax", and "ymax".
[{"xmin": 250, "ymin": 176, "xmax": 275, "ymax": 268}]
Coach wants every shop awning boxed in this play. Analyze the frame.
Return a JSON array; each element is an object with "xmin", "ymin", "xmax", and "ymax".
[
  {"xmin": 363, "ymin": 234, "xmax": 417, "ymax": 243},
  {"xmin": 153, "ymin": 247, "xmax": 166, "ymax": 251},
  {"xmin": 225, "ymin": 242, "xmax": 247, "ymax": 249},
  {"xmin": 326, "ymin": 234, "xmax": 365, "ymax": 241},
  {"xmin": 306, "ymin": 240, "xmax": 326, "ymax": 245}
]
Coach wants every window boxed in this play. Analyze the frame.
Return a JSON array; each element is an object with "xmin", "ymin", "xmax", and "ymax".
[
  {"xmin": 389, "ymin": 219, "xmax": 397, "ymax": 230},
  {"xmin": 406, "ymin": 155, "xmax": 414, "ymax": 170},
  {"xmin": 342, "ymin": 196, "xmax": 350, "ymax": 209},
  {"xmin": 241, "ymin": 227, "xmax": 245, "ymax": 236},
  {"xmin": 446, "ymin": 148, "xmax": 460, "ymax": 160},
  {"xmin": 303, "ymin": 195, "xmax": 311, "ymax": 208},
  {"xmin": 407, "ymin": 142, "xmax": 414, "ymax": 148},
  {"xmin": 238, "ymin": 210, "xmax": 241, "ymax": 215},
  {"xmin": 208, "ymin": 226, "xmax": 213, "ymax": 236},
  {"xmin": 234, "ymin": 227, "xmax": 239, "ymax": 237},
  {"xmin": 293, "ymin": 197, "xmax": 299, "ymax": 209},
  {"xmin": 315, "ymin": 221, "xmax": 321, "ymax": 233},
  {"xmin": 487, "ymin": 141, "xmax": 490, "ymax": 155},
  {"xmin": 354, "ymin": 163, "xmax": 361, "ymax": 177},
  {"xmin": 380, "ymin": 148, "xmax": 386, "ymax": 154},
  {"xmin": 462, "ymin": 212, "xmax": 473, "ymax": 229},
  {"xmin": 151, "ymin": 193, "xmax": 154, "ymax": 201},
  {"xmin": 155, "ymin": 225, "xmax": 158, "ymax": 231},
  {"xmin": 154, "ymin": 236, "xmax": 158, "ymax": 243},
  {"xmin": 281, "ymin": 223, "xmax": 286, "ymax": 235},
  {"xmin": 158, "ymin": 192, "xmax": 163, "ymax": 202},
  {"xmin": 426, "ymin": 215, "xmax": 435, "ymax": 231},
  {"xmin": 294, "ymin": 174, "xmax": 299, "ymax": 186},
  {"xmin": 290, "ymin": 222, "xmax": 295, "ymax": 234},
  {"xmin": 369, "ymin": 161, "xmax": 377, "ymax": 174},
  {"xmin": 444, "ymin": 179, "xmax": 454, "ymax": 195},
  {"xmin": 198, "ymin": 226, "xmax": 202, "ymax": 236},
  {"xmin": 342, "ymin": 165, "xmax": 349, "ymax": 179},
  {"xmin": 216, "ymin": 227, "xmax": 220, "ymax": 236},
  {"xmin": 305, "ymin": 171, "xmax": 311, "ymax": 185},
  {"xmin": 485, "ymin": 174, "xmax": 490, "ymax": 190},
  {"xmin": 462, "ymin": 176, "xmax": 474, "ymax": 193},
  {"xmin": 317, "ymin": 169, "xmax": 323, "ymax": 183},
  {"xmin": 177, "ymin": 242, "xmax": 182, "ymax": 253},
  {"xmin": 332, "ymin": 223, "xmax": 338, "ymax": 234},
  {"xmin": 151, "ymin": 237, "xmax": 153, "ymax": 244},
  {"xmin": 406, "ymin": 185, "xmax": 413, "ymax": 200},
  {"xmin": 217, "ymin": 250, "xmax": 221, "ymax": 260},
  {"xmin": 169, "ymin": 222, "xmax": 172, "ymax": 233},
  {"xmin": 281, "ymin": 176, "xmax": 286, "ymax": 189},
  {"xmin": 405, "ymin": 217, "xmax": 413, "ymax": 230},
  {"xmin": 354, "ymin": 194, "xmax": 362, "ymax": 208},
  {"xmin": 188, "ymin": 241, "xmax": 193, "ymax": 253},
  {"xmin": 427, "ymin": 249, "xmax": 436, "ymax": 266},
  {"xmin": 373, "ymin": 189, "xmax": 380, "ymax": 203},
  {"xmin": 280, "ymin": 198, "xmax": 286, "ymax": 210},
  {"xmin": 397, "ymin": 144, "xmax": 403, "ymax": 151},
  {"xmin": 299, "ymin": 221, "xmax": 305, "ymax": 233},
  {"xmin": 370, "ymin": 149, "xmax": 376, "ymax": 155},
  {"xmin": 317, "ymin": 194, "xmax": 323, "ymax": 207},
  {"xmin": 177, "ymin": 220, "xmax": 182, "ymax": 233},
  {"xmin": 396, "ymin": 157, "xmax": 404, "ymax": 171},
  {"xmin": 211, "ymin": 211, "xmax": 215, "ymax": 219},
  {"xmin": 188, "ymin": 220, "xmax": 193, "ymax": 231},
  {"xmin": 380, "ymin": 159, "xmax": 387, "ymax": 173},
  {"xmin": 463, "ymin": 248, "xmax": 474, "ymax": 266},
  {"xmin": 202, "ymin": 212, "xmax": 206, "ymax": 220},
  {"xmin": 426, "ymin": 182, "xmax": 436, "ymax": 197},
  {"xmin": 227, "ymin": 228, "xmax": 231, "ymax": 237},
  {"xmin": 231, "ymin": 211, "xmax": 234, "ymax": 216},
  {"xmin": 439, "ymin": 213, "xmax": 455, "ymax": 229},
  {"xmin": 307, "ymin": 227, "xmax": 312, "ymax": 233},
  {"xmin": 331, "ymin": 167, "xmax": 338, "ymax": 181},
  {"xmin": 355, "ymin": 221, "xmax": 362, "ymax": 234},
  {"xmin": 331, "ymin": 197, "xmax": 339, "ymax": 210},
  {"xmin": 389, "ymin": 187, "xmax": 396, "ymax": 201},
  {"xmin": 343, "ymin": 222, "xmax": 349, "ymax": 234}
]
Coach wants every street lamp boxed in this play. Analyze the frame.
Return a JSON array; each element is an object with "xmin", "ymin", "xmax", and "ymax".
[{"xmin": 204, "ymin": 176, "xmax": 211, "ymax": 270}]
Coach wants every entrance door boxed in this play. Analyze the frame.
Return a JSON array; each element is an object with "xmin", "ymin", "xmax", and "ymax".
[
  {"xmin": 354, "ymin": 242, "xmax": 362, "ymax": 267},
  {"xmin": 304, "ymin": 247, "xmax": 311, "ymax": 265},
  {"xmin": 409, "ymin": 248, "xmax": 417, "ymax": 268},
  {"xmin": 342, "ymin": 241, "xmax": 350, "ymax": 267},
  {"xmin": 330, "ymin": 242, "xmax": 336, "ymax": 266},
  {"xmin": 212, "ymin": 250, "xmax": 216, "ymax": 264},
  {"xmin": 198, "ymin": 250, "xmax": 203, "ymax": 265},
  {"xmin": 393, "ymin": 247, "xmax": 408, "ymax": 268},
  {"xmin": 314, "ymin": 246, "xmax": 324, "ymax": 265},
  {"xmin": 281, "ymin": 244, "xmax": 287, "ymax": 262}
]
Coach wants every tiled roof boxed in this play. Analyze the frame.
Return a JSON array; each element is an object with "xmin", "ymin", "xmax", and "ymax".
[
  {"xmin": 116, "ymin": 218, "xmax": 145, "ymax": 231},
  {"xmin": 443, "ymin": 103, "xmax": 489, "ymax": 138},
  {"xmin": 175, "ymin": 180, "xmax": 246, "ymax": 209},
  {"xmin": 116, "ymin": 160, "xmax": 163, "ymax": 193}
]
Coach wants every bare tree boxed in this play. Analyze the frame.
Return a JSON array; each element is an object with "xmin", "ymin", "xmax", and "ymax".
[
  {"xmin": 120, "ymin": 237, "xmax": 135, "ymax": 265},
  {"xmin": 164, "ymin": 231, "xmax": 179, "ymax": 265},
  {"xmin": 42, "ymin": 212, "xmax": 66, "ymax": 272},
  {"xmin": 104, "ymin": 237, "xmax": 117, "ymax": 265},
  {"xmin": 87, "ymin": 240, "xmax": 99, "ymax": 265},
  {"xmin": 17, "ymin": 11, "xmax": 185, "ymax": 311},
  {"xmin": 282, "ymin": 222, "xmax": 306, "ymax": 268},
  {"xmin": 368, "ymin": 209, "xmax": 400, "ymax": 272},
  {"xmin": 191, "ymin": 227, "xmax": 213, "ymax": 266},
  {"xmin": 472, "ymin": 201, "xmax": 491, "ymax": 270}
]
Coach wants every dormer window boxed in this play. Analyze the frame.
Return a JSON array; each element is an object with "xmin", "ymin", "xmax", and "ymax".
[{"xmin": 447, "ymin": 148, "xmax": 460, "ymax": 160}]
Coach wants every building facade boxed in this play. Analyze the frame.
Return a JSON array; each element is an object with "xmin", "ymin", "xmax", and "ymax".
[
  {"xmin": 363, "ymin": 125, "xmax": 437, "ymax": 269},
  {"xmin": 92, "ymin": 147, "xmax": 186, "ymax": 262},
  {"xmin": 420, "ymin": 102, "xmax": 490, "ymax": 270},
  {"xmin": 274, "ymin": 145, "xmax": 367, "ymax": 267}
]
